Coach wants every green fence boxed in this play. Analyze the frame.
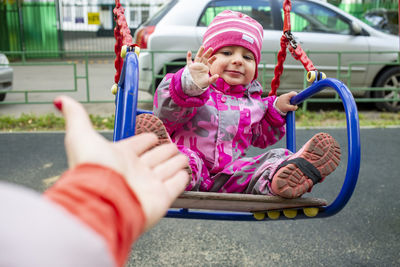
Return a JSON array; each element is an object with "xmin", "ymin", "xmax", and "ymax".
[
  {"xmin": 0, "ymin": 50, "xmax": 124, "ymax": 105},
  {"xmin": 1, "ymin": 50, "xmax": 399, "ymax": 112},
  {"xmin": 147, "ymin": 50, "xmax": 400, "ymax": 111},
  {"xmin": 0, "ymin": 0, "xmax": 163, "ymax": 57},
  {"xmin": 1, "ymin": 1, "xmax": 59, "ymax": 58}
]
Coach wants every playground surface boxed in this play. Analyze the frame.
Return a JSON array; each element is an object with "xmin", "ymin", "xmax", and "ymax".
[{"xmin": 1, "ymin": 128, "xmax": 399, "ymax": 266}]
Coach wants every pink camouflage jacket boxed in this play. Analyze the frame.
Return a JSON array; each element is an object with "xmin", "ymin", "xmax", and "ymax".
[{"xmin": 153, "ymin": 67, "xmax": 287, "ymax": 174}]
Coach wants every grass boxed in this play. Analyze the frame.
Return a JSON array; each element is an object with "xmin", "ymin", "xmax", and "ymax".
[
  {"xmin": 0, "ymin": 111, "xmax": 399, "ymax": 132},
  {"xmin": 294, "ymin": 110, "xmax": 400, "ymax": 127},
  {"xmin": 0, "ymin": 113, "xmax": 115, "ymax": 132}
]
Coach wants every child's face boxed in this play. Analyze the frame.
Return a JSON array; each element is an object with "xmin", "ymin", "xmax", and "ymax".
[{"xmin": 209, "ymin": 46, "xmax": 256, "ymax": 86}]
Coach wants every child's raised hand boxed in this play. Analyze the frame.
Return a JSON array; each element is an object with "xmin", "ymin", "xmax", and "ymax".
[
  {"xmin": 186, "ymin": 46, "xmax": 219, "ymax": 88},
  {"xmin": 275, "ymin": 91, "xmax": 298, "ymax": 114}
]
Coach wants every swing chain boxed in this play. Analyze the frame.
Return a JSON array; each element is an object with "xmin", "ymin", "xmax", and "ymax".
[
  {"xmin": 269, "ymin": 0, "xmax": 319, "ymax": 96},
  {"xmin": 285, "ymin": 32, "xmax": 316, "ymax": 72},
  {"xmin": 284, "ymin": 31, "xmax": 297, "ymax": 49},
  {"xmin": 113, "ymin": 0, "xmax": 135, "ymax": 85}
]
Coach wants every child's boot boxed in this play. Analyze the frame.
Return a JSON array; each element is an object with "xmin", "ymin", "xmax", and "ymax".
[
  {"xmin": 135, "ymin": 114, "xmax": 193, "ymax": 177},
  {"xmin": 271, "ymin": 132, "xmax": 341, "ymax": 198},
  {"xmin": 135, "ymin": 113, "xmax": 172, "ymax": 146}
]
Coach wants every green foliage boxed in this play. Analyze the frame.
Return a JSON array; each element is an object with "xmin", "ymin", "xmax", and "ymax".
[
  {"xmin": 0, "ymin": 113, "xmax": 65, "ymax": 131},
  {"xmin": 89, "ymin": 114, "xmax": 115, "ymax": 130},
  {"xmin": 0, "ymin": 113, "xmax": 115, "ymax": 132},
  {"xmin": 295, "ymin": 109, "xmax": 347, "ymax": 127}
]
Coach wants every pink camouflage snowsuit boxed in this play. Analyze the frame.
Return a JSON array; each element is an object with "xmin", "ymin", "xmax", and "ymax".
[{"xmin": 154, "ymin": 67, "xmax": 293, "ymax": 195}]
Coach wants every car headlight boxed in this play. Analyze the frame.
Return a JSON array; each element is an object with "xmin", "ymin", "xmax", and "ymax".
[{"xmin": 0, "ymin": 54, "xmax": 10, "ymax": 66}]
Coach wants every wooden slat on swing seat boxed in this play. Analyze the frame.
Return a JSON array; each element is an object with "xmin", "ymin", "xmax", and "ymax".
[{"xmin": 171, "ymin": 192, "xmax": 327, "ymax": 212}]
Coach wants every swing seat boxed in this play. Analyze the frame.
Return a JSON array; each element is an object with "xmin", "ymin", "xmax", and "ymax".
[
  {"xmin": 113, "ymin": 51, "xmax": 360, "ymax": 221},
  {"xmin": 171, "ymin": 192, "xmax": 327, "ymax": 220},
  {"xmin": 172, "ymin": 191, "xmax": 326, "ymax": 213}
]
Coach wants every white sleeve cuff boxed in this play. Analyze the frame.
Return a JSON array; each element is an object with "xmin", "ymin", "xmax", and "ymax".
[
  {"xmin": 181, "ymin": 66, "xmax": 208, "ymax": 96},
  {"xmin": 273, "ymin": 97, "xmax": 287, "ymax": 116}
]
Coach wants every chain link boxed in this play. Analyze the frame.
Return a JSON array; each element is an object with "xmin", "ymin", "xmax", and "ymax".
[
  {"xmin": 269, "ymin": 0, "xmax": 317, "ymax": 96},
  {"xmin": 113, "ymin": 0, "xmax": 134, "ymax": 84}
]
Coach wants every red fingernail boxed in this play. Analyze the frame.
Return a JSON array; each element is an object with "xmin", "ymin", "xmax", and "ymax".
[{"xmin": 53, "ymin": 99, "xmax": 62, "ymax": 111}]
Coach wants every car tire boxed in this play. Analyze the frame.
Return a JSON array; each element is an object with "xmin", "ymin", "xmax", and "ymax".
[
  {"xmin": 373, "ymin": 67, "xmax": 400, "ymax": 112},
  {"xmin": 0, "ymin": 93, "xmax": 6, "ymax": 102}
]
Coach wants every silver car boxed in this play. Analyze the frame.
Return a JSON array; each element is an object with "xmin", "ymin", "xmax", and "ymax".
[
  {"xmin": 134, "ymin": 0, "xmax": 400, "ymax": 111},
  {"xmin": 0, "ymin": 53, "xmax": 13, "ymax": 102}
]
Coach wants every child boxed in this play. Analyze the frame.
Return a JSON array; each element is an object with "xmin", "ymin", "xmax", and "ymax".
[{"xmin": 136, "ymin": 10, "xmax": 341, "ymax": 198}]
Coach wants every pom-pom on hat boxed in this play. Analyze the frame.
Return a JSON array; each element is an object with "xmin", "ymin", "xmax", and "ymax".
[{"xmin": 203, "ymin": 10, "xmax": 264, "ymax": 78}]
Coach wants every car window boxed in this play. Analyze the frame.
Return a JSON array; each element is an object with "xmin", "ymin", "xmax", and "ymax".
[
  {"xmin": 281, "ymin": 0, "xmax": 352, "ymax": 35},
  {"xmin": 198, "ymin": 0, "xmax": 274, "ymax": 30},
  {"xmin": 387, "ymin": 11, "xmax": 398, "ymax": 26},
  {"xmin": 363, "ymin": 9, "xmax": 399, "ymax": 35},
  {"xmin": 364, "ymin": 12, "xmax": 385, "ymax": 27},
  {"xmin": 141, "ymin": 0, "xmax": 178, "ymax": 26}
]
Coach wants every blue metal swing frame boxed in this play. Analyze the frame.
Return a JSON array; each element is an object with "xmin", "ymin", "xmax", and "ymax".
[{"xmin": 113, "ymin": 52, "xmax": 361, "ymax": 221}]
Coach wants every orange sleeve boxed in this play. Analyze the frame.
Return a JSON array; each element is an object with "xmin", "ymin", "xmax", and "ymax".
[{"xmin": 44, "ymin": 163, "xmax": 146, "ymax": 267}]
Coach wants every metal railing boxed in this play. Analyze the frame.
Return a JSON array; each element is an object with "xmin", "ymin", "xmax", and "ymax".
[
  {"xmin": 1, "ymin": 50, "xmax": 118, "ymax": 105},
  {"xmin": 1, "ymin": 50, "xmax": 399, "ymax": 111},
  {"xmin": 147, "ymin": 49, "xmax": 400, "ymax": 110}
]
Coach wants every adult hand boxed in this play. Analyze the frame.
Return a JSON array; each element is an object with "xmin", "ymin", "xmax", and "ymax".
[
  {"xmin": 53, "ymin": 96, "xmax": 189, "ymax": 230},
  {"xmin": 186, "ymin": 46, "xmax": 219, "ymax": 88}
]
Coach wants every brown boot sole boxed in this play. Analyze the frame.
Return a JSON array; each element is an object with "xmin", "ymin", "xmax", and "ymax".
[
  {"xmin": 135, "ymin": 113, "xmax": 171, "ymax": 146},
  {"xmin": 135, "ymin": 113, "xmax": 193, "ymax": 177},
  {"xmin": 271, "ymin": 132, "xmax": 341, "ymax": 198}
]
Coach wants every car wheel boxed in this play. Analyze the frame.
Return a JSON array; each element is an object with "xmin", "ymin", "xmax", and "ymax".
[
  {"xmin": 0, "ymin": 93, "xmax": 6, "ymax": 102},
  {"xmin": 374, "ymin": 67, "xmax": 400, "ymax": 112}
]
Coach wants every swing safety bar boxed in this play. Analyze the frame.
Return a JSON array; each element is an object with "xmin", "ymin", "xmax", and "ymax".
[
  {"xmin": 286, "ymin": 78, "xmax": 361, "ymax": 217},
  {"xmin": 113, "ymin": 52, "xmax": 361, "ymax": 221}
]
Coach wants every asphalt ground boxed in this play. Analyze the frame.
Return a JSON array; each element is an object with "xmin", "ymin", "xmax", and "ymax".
[{"xmin": 0, "ymin": 128, "xmax": 399, "ymax": 266}]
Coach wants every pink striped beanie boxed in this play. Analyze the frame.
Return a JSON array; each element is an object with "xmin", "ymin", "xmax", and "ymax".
[{"xmin": 203, "ymin": 10, "xmax": 264, "ymax": 77}]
